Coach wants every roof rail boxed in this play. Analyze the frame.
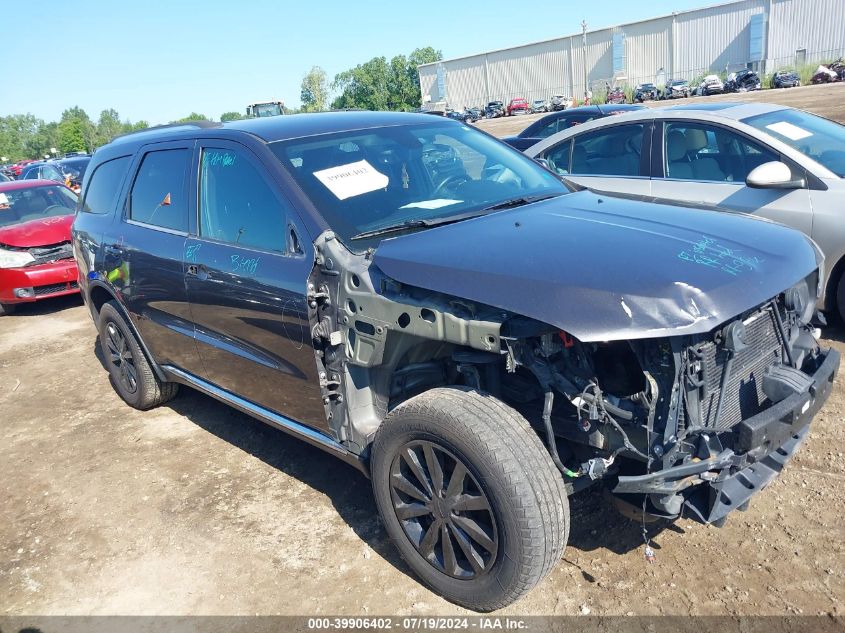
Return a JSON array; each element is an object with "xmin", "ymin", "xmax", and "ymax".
[{"xmin": 112, "ymin": 119, "xmax": 222, "ymax": 142}]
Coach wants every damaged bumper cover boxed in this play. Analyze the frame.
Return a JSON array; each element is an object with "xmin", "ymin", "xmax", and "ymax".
[{"xmin": 613, "ymin": 347, "xmax": 839, "ymax": 524}]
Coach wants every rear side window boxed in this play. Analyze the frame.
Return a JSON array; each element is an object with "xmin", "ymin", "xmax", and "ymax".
[
  {"xmin": 533, "ymin": 120, "xmax": 560, "ymax": 139},
  {"xmin": 41, "ymin": 164, "xmax": 64, "ymax": 182},
  {"xmin": 82, "ymin": 156, "xmax": 131, "ymax": 214},
  {"xmin": 570, "ymin": 124, "xmax": 644, "ymax": 176},
  {"xmin": 199, "ymin": 147, "xmax": 287, "ymax": 252},
  {"xmin": 129, "ymin": 149, "xmax": 190, "ymax": 232}
]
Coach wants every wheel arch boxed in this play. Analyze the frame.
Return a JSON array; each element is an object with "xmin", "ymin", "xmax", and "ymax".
[
  {"xmin": 824, "ymin": 253, "xmax": 845, "ymax": 314},
  {"xmin": 89, "ymin": 281, "xmax": 169, "ymax": 383}
]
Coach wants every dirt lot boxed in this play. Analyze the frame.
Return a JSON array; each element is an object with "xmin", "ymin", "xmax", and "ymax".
[{"xmin": 2, "ymin": 84, "xmax": 845, "ymax": 617}]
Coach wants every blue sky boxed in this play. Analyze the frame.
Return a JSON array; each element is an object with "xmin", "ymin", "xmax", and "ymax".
[{"xmin": 2, "ymin": 0, "xmax": 706, "ymax": 125}]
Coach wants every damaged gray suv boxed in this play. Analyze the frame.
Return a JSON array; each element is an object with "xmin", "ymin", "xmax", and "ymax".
[{"xmin": 73, "ymin": 112, "xmax": 838, "ymax": 611}]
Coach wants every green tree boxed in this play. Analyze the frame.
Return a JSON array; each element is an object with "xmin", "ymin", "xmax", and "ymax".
[
  {"xmin": 0, "ymin": 114, "xmax": 43, "ymax": 161},
  {"xmin": 29, "ymin": 121, "xmax": 60, "ymax": 158},
  {"xmin": 332, "ymin": 56, "xmax": 391, "ymax": 111},
  {"xmin": 0, "ymin": 108, "xmax": 149, "ymax": 160},
  {"xmin": 58, "ymin": 119, "xmax": 88, "ymax": 154},
  {"xmin": 301, "ymin": 66, "xmax": 329, "ymax": 112},
  {"xmin": 121, "ymin": 120, "xmax": 149, "ymax": 134},
  {"xmin": 58, "ymin": 107, "xmax": 95, "ymax": 154},
  {"xmin": 174, "ymin": 112, "xmax": 210, "ymax": 123},
  {"xmin": 96, "ymin": 108, "xmax": 124, "ymax": 146},
  {"xmin": 220, "ymin": 111, "xmax": 245, "ymax": 122},
  {"xmin": 407, "ymin": 46, "xmax": 442, "ymax": 105},
  {"xmin": 331, "ymin": 46, "xmax": 442, "ymax": 111}
]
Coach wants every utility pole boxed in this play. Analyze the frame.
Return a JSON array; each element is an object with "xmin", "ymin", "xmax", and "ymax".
[{"xmin": 582, "ymin": 20, "xmax": 589, "ymax": 103}]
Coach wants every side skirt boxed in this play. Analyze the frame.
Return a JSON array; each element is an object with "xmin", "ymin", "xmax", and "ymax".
[{"xmin": 161, "ymin": 365, "xmax": 369, "ymax": 476}]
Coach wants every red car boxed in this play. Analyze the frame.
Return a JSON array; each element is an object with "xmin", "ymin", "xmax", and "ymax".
[
  {"xmin": 8, "ymin": 159, "xmax": 39, "ymax": 178},
  {"xmin": 0, "ymin": 180, "xmax": 80, "ymax": 315},
  {"xmin": 507, "ymin": 97, "xmax": 529, "ymax": 116}
]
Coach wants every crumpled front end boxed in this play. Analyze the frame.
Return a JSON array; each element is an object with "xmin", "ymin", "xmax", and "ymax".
[
  {"xmin": 607, "ymin": 274, "xmax": 838, "ymax": 524},
  {"xmin": 494, "ymin": 266, "xmax": 836, "ymax": 526}
]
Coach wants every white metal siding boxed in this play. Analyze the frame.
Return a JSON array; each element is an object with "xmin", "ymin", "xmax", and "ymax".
[
  {"xmin": 416, "ymin": 0, "xmax": 845, "ymax": 109},
  {"xmin": 485, "ymin": 38, "xmax": 573, "ymax": 105},
  {"xmin": 419, "ymin": 66, "xmax": 438, "ymax": 102},
  {"xmin": 442, "ymin": 57, "xmax": 489, "ymax": 108},
  {"xmin": 673, "ymin": 0, "xmax": 767, "ymax": 78},
  {"xmin": 569, "ymin": 29, "xmax": 614, "ymax": 96},
  {"xmin": 622, "ymin": 16, "xmax": 673, "ymax": 84},
  {"xmin": 768, "ymin": 0, "xmax": 845, "ymax": 66}
]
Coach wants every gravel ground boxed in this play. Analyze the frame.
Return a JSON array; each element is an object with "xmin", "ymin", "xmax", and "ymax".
[{"xmin": 1, "ymin": 83, "xmax": 844, "ymax": 616}]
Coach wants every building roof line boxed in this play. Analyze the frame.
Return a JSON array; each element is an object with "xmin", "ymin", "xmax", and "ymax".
[{"xmin": 418, "ymin": 0, "xmax": 757, "ymax": 70}]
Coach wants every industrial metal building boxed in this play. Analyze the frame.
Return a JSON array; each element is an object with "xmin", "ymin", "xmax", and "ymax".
[{"xmin": 418, "ymin": 0, "xmax": 845, "ymax": 109}]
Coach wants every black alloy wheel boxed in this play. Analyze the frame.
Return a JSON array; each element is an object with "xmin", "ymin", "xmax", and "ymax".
[
  {"xmin": 105, "ymin": 320, "xmax": 138, "ymax": 394},
  {"xmin": 389, "ymin": 440, "xmax": 498, "ymax": 579},
  {"xmin": 97, "ymin": 300, "xmax": 178, "ymax": 410}
]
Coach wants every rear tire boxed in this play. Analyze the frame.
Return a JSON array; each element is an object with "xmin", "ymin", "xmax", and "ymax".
[
  {"xmin": 98, "ymin": 301, "xmax": 179, "ymax": 410},
  {"xmin": 0, "ymin": 303, "xmax": 16, "ymax": 316},
  {"xmin": 835, "ymin": 273, "xmax": 845, "ymax": 324},
  {"xmin": 371, "ymin": 387, "xmax": 568, "ymax": 611}
]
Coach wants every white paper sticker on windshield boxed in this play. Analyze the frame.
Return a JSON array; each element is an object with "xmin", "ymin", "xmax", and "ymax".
[
  {"xmin": 0, "ymin": 193, "xmax": 9, "ymax": 206},
  {"xmin": 313, "ymin": 160, "xmax": 388, "ymax": 200},
  {"xmin": 765, "ymin": 121, "xmax": 813, "ymax": 141},
  {"xmin": 399, "ymin": 199, "xmax": 463, "ymax": 210}
]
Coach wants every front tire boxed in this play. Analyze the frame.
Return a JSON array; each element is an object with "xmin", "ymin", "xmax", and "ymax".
[
  {"xmin": 371, "ymin": 387, "xmax": 568, "ymax": 611},
  {"xmin": 98, "ymin": 301, "xmax": 178, "ymax": 410}
]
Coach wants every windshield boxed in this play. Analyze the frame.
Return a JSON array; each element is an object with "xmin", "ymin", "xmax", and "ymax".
[
  {"xmin": 0, "ymin": 185, "xmax": 78, "ymax": 227},
  {"xmin": 59, "ymin": 158, "xmax": 90, "ymax": 179},
  {"xmin": 254, "ymin": 103, "xmax": 282, "ymax": 117},
  {"xmin": 744, "ymin": 109, "xmax": 845, "ymax": 177},
  {"xmin": 270, "ymin": 121, "xmax": 568, "ymax": 249}
]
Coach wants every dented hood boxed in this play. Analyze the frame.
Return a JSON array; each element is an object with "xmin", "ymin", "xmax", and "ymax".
[
  {"xmin": 0, "ymin": 214, "xmax": 74, "ymax": 248},
  {"xmin": 372, "ymin": 190, "xmax": 820, "ymax": 341}
]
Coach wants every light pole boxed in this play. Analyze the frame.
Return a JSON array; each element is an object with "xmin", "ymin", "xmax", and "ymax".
[{"xmin": 582, "ymin": 20, "xmax": 589, "ymax": 103}]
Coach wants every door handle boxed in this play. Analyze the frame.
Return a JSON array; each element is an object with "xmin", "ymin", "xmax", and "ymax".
[{"xmin": 186, "ymin": 264, "xmax": 209, "ymax": 280}]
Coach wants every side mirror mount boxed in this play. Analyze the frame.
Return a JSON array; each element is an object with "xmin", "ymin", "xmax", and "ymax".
[
  {"xmin": 746, "ymin": 161, "xmax": 806, "ymax": 189},
  {"xmin": 534, "ymin": 157, "xmax": 552, "ymax": 171}
]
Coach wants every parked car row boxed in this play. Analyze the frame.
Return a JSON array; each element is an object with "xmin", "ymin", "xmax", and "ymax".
[
  {"xmin": 1, "ymin": 154, "xmax": 91, "ymax": 193},
  {"xmin": 61, "ymin": 107, "xmax": 838, "ymax": 612},
  {"xmin": 606, "ymin": 68, "xmax": 776, "ymax": 104},
  {"xmin": 436, "ymin": 61, "xmax": 817, "ymax": 123},
  {"xmin": 480, "ymin": 95, "xmax": 575, "ymax": 119}
]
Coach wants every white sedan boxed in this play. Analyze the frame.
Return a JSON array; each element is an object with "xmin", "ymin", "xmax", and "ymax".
[{"xmin": 525, "ymin": 102, "xmax": 845, "ymax": 319}]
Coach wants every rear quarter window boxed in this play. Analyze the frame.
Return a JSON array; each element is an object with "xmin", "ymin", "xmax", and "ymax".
[
  {"xmin": 128, "ymin": 149, "xmax": 190, "ymax": 232},
  {"xmin": 82, "ymin": 156, "xmax": 131, "ymax": 214}
]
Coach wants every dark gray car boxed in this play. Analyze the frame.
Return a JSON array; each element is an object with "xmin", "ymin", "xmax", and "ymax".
[{"xmin": 73, "ymin": 112, "xmax": 837, "ymax": 611}]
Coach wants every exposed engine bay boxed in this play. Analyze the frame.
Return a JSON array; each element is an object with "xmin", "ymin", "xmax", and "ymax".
[{"xmin": 308, "ymin": 231, "xmax": 838, "ymax": 525}]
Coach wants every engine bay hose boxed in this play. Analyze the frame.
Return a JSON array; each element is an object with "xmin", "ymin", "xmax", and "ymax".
[
  {"xmin": 578, "ymin": 391, "xmax": 634, "ymax": 421},
  {"xmin": 541, "ymin": 390, "xmax": 581, "ymax": 478}
]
